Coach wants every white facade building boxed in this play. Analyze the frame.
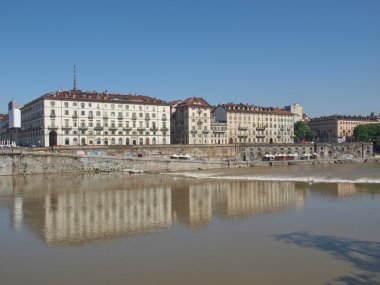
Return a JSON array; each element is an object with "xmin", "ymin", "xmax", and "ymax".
[
  {"xmin": 284, "ymin": 103, "xmax": 305, "ymax": 122},
  {"xmin": 20, "ymin": 90, "xmax": 171, "ymax": 147}
]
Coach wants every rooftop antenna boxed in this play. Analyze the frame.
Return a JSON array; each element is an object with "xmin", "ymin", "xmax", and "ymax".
[{"xmin": 73, "ymin": 65, "xmax": 77, "ymax": 90}]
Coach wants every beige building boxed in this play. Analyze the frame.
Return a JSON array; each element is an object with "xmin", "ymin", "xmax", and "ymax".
[
  {"xmin": 170, "ymin": 97, "xmax": 212, "ymax": 144},
  {"xmin": 212, "ymin": 103, "xmax": 295, "ymax": 144},
  {"xmin": 308, "ymin": 115, "xmax": 378, "ymax": 142},
  {"xmin": 19, "ymin": 89, "xmax": 171, "ymax": 147},
  {"xmin": 284, "ymin": 103, "xmax": 305, "ymax": 122}
]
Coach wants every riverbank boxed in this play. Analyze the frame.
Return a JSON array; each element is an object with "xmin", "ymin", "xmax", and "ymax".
[{"xmin": 0, "ymin": 150, "xmax": 379, "ymax": 176}]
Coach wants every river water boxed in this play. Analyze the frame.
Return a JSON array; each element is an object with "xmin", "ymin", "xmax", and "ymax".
[{"xmin": 0, "ymin": 163, "xmax": 379, "ymax": 285}]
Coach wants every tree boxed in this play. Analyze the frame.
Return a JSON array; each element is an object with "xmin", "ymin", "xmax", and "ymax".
[
  {"xmin": 294, "ymin": 121, "xmax": 316, "ymax": 143},
  {"xmin": 353, "ymin": 123, "xmax": 380, "ymax": 142},
  {"xmin": 354, "ymin": 123, "xmax": 380, "ymax": 153}
]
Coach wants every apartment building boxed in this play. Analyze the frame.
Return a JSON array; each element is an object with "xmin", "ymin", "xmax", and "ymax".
[
  {"xmin": 19, "ymin": 90, "xmax": 171, "ymax": 147},
  {"xmin": 170, "ymin": 97, "xmax": 212, "ymax": 144},
  {"xmin": 308, "ymin": 115, "xmax": 378, "ymax": 142},
  {"xmin": 212, "ymin": 103, "xmax": 295, "ymax": 144}
]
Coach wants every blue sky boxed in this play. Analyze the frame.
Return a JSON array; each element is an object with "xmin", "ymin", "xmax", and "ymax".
[{"xmin": 1, "ymin": 0, "xmax": 379, "ymax": 116}]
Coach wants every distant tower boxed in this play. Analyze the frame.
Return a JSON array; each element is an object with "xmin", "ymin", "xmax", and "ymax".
[{"xmin": 73, "ymin": 65, "xmax": 77, "ymax": 90}]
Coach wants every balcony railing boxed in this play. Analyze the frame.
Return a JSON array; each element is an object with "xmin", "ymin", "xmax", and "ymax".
[
  {"xmin": 78, "ymin": 126, "xmax": 88, "ymax": 130},
  {"xmin": 238, "ymin": 126, "xmax": 248, "ymax": 130},
  {"xmin": 62, "ymin": 126, "xmax": 72, "ymax": 130},
  {"xmin": 238, "ymin": 134, "xmax": 248, "ymax": 138},
  {"xmin": 161, "ymin": 127, "xmax": 169, "ymax": 132},
  {"xmin": 88, "ymin": 115, "xmax": 94, "ymax": 119},
  {"xmin": 109, "ymin": 126, "xmax": 118, "ymax": 131},
  {"xmin": 49, "ymin": 114, "xmax": 56, "ymax": 118},
  {"xmin": 94, "ymin": 126, "xmax": 104, "ymax": 131},
  {"xmin": 48, "ymin": 125, "xmax": 59, "ymax": 130},
  {"xmin": 72, "ymin": 114, "xmax": 78, "ymax": 119},
  {"xmin": 150, "ymin": 127, "xmax": 158, "ymax": 131},
  {"xmin": 256, "ymin": 126, "xmax": 265, "ymax": 131},
  {"xmin": 256, "ymin": 134, "xmax": 265, "ymax": 138},
  {"xmin": 202, "ymin": 129, "xmax": 209, "ymax": 133},
  {"xmin": 123, "ymin": 127, "xmax": 132, "ymax": 131}
]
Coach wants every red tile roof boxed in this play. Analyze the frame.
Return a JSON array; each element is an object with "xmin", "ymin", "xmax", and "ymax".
[
  {"xmin": 217, "ymin": 103, "xmax": 293, "ymax": 115},
  {"xmin": 44, "ymin": 90, "xmax": 169, "ymax": 105},
  {"xmin": 174, "ymin": 97, "xmax": 212, "ymax": 108}
]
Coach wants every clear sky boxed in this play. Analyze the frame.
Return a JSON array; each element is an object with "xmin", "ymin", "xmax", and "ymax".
[{"xmin": 1, "ymin": 0, "xmax": 379, "ymax": 117}]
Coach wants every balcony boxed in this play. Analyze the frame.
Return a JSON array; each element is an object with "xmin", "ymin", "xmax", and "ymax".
[
  {"xmin": 62, "ymin": 126, "xmax": 72, "ymax": 130},
  {"xmin": 132, "ymin": 115, "xmax": 137, "ymax": 120},
  {"xmin": 78, "ymin": 126, "xmax": 88, "ymax": 130},
  {"xmin": 256, "ymin": 134, "xmax": 265, "ymax": 138},
  {"xmin": 191, "ymin": 129, "xmax": 197, "ymax": 133},
  {"xmin": 48, "ymin": 125, "xmax": 59, "ymax": 130},
  {"xmin": 160, "ymin": 127, "xmax": 169, "ymax": 132},
  {"xmin": 49, "ymin": 114, "xmax": 56, "ymax": 118},
  {"xmin": 88, "ymin": 115, "xmax": 94, "ymax": 119},
  {"xmin": 150, "ymin": 127, "xmax": 158, "ymax": 132},
  {"xmin": 238, "ymin": 134, "xmax": 248, "ymax": 138},
  {"xmin": 145, "ymin": 114, "xmax": 150, "ymax": 120},
  {"xmin": 202, "ymin": 129, "xmax": 209, "ymax": 134},
  {"xmin": 109, "ymin": 126, "xmax": 118, "ymax": 131},
  {"xmin": 117, "ymin": 116, "xmax": 123, "ymax": 120},
  {"xmin": 256, "ymin": 126, "xmax": 265, "ymax": 131},
  {"xmin": 72, "ymin": 114, "xmax": 78, "ymax": 119},
  {"xmin": 94, "ymin": 126, "xmax": 104, "ymax": 131},
  {"xmin": 103, "ymin": 115, "xmax": 109, "ymax": 119},
  {"xmin": 162, "ymin": 116, "xmax": 167, "ymax": 121},
  {"xmin": 123, "ymin": 127, "xmax": 132, "ymax": 131},
  {"xmin": 238, "ymin": 126, "xmax": 248, "ymax": 130},
  {"xmin": 137, "ymin": 127, "xmax": 146, "ymax": 131}
]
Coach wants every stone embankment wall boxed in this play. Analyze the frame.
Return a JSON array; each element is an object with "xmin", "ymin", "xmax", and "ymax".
[
  {"xmin": 0, "ymin": 151, "xmax": 229, "ymax": 176},
  {"xmin": 0, "ymin": 142, "xmax": 375, "ymax": 176},
  {"xmin": 17, "ymin": 142, "xmax": 374, "ymax": 160}
]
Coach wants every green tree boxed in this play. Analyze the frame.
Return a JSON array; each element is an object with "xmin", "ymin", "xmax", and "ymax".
[
  {"xmin": 354, "ymin": 123, "xmax": 380, "ymax": 142},
  {"xmin": 354, "ymin": 123, "xmax": 380, "ymax": 153},
  {"xmin": 294, "ymin": 121, "xmax": 316, "ymax": 143}
]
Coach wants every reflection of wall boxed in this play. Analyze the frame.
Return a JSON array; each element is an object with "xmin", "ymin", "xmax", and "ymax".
[
  {"xmin": 171, "ymin": 183, "xmax": 212, "ymax": 227},
  {"xmin": 311, "ymin": 183, "xmax": 358, "ymax": 197},
  {"xmin": 43, "ymin": 187, "xmax": 172, "ymax": 245},
  {"xmin": 211, "ymin": 181, "xmax": 304, "ymax": 219}
]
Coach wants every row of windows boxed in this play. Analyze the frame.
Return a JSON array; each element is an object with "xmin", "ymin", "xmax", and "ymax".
[
  {"xmin": 51, "ymin": 101, "xmax": 167, "ymax": 112},
  {"xmin": 50, "ymin": 109, "xmax": 167, "ymax": 119},
  {"xmin": 63, "ymin": 137, "xmax": 167, "ymax": 146}
]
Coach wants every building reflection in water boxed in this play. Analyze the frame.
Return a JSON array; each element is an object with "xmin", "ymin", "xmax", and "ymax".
[{"xmin": 0, "ymin": 173, "xmax": 350, "ymax": 246}]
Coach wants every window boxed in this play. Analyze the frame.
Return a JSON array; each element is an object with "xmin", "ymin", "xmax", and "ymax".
[
  {"xmin": 64, "ymin": 102, "xmax": 68, "ymax": 107},
  {"xmin": 64, "ymin": 110, "xmax": 69, "ymax": 115}
]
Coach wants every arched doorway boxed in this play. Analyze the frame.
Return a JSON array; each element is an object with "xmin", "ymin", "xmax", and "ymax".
[
  {"xmin": 81, "ymin": 138, "xmax": 86, "ymax": 145},
  {"xmin": 65, "ymin": 138, "xmax": 70, "ymax": 145},
  {"xmin": 146, "ymin": 138, "xmax": 150, "ymax": 145},
  {"xmin": 152, "ymin": 137, "xmax": 156, "ymax": 145},
  {"xmin": 269, "ymin": 138, "xmax": 273, "ymax": 144},
  {"xmin": 49, "ymin": 131, "xmax": 57, "ymax": 146},
  {"xmin": 104, "ymin": 138, "xmax": 109, "ymax": 145},
  {"xmin": 229, "ymin": 138, "xmax": 233, "ymax": 144}
]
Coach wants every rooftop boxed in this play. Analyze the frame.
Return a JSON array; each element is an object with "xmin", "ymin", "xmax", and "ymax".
[{"xmin": 217, "ymin": 103, "xmax": 293, "ymax": 115}]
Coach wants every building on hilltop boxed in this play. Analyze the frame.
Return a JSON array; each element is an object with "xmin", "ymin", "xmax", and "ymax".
[
  {"xmin": 170, "ymin": 97, "xmax": 212, "ymax": 144},
  {"xmin": 308, "ymin": 115, "xmax": 378, "ymax": 143},
  {"xmin": 19, "ymin": 90, "xmax": 171, "ymax": 147},
  {"xmin": 284, "ymin": 103, "xmax": 306, "ymax": 122},
  {"xmin": 212, "ymin": 103, "xmax": 295, "ymax": 144}
]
